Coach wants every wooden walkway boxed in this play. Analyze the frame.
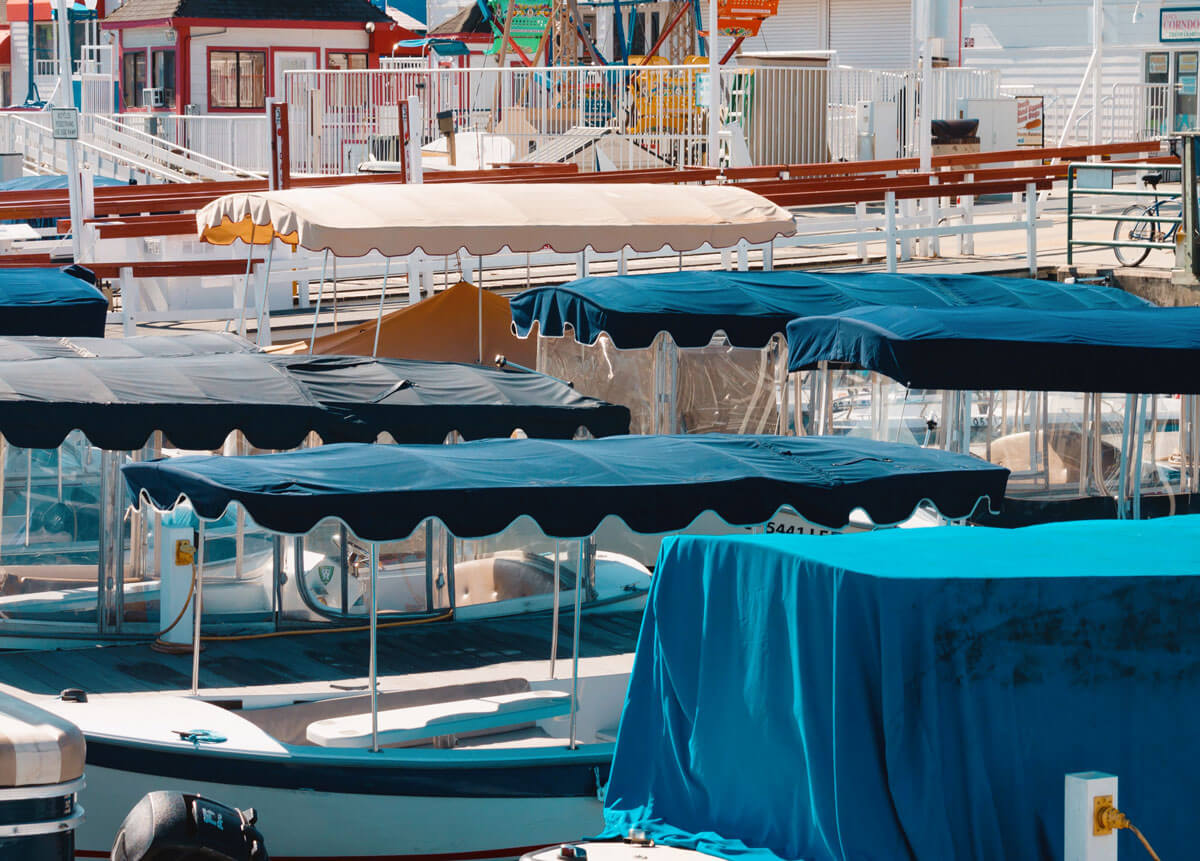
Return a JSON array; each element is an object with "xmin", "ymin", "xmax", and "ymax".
[{"xmin": 0, "ymin": 610, "xmax": 643, "ymax": 695}]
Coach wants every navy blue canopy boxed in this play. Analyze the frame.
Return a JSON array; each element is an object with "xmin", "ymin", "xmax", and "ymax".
[
  {"xmin": 0, "ymin": 266, "xmax": 108, "ymax": 337},
  {"xmin": 509, "ymin": 270, "xmax": 1151, "ymax": 349},
  {"xmin": 121, "ymin": 435, "xmax": 1009, "ymax": 539},
  {"xmin": 786, "ymin": 305, "xmax": 1200, "ymax": 393},
  {"xmin": 0, "ymin": 333, "xmax": 628, "ymax": 450},
  {"xmin": 602, "ymin": 517, "xmax": 1200, "ymax": 860}
]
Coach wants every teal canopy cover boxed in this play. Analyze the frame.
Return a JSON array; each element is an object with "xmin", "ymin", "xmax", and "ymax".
[
  {"xmin": 121, "ymin": 435, "xmax": 1008, "ymax": 540},
  {"xmin": 785, "ymin": 305, "xmax": 1200, "ymax": 393},
  {"xmin": 0, "ymin": 267, "xmax": 107, "ymax": 337},
  {"xmin": 602, "ymin": 517, "xmax": 1200, "ymax": 859},
  {"xmin": 509, "ymin": 271, "xmax": 1151, "ymax": 348}
]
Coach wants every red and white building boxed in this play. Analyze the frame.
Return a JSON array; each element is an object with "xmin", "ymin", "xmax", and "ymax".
[{"xmin": 101, "ymin": 0, "xmax": 414, "ymax": 114}]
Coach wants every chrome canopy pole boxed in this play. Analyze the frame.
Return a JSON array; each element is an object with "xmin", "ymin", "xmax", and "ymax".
[
  {"xmin": 568, "ymin": 538, "xmax": 584, "ymax": 750},
  {"xmin": 236, "ymin": 238, "xmax": 254, "ymax": 338},
  {"xmin": 254, "ymin": 237, "xmax": 276, "ymax": 344},
  {"xmin": 370, "ymin": 542, "xmax": 380, "ymax": 753},
  {"xmin": 191, "ymin": 520, "xmax": 206, "ymax": 696},
  {"xmin": 372, "ymin": 257, "xmax": 391, "ymax": 358},
  {"xmin": 1133, "ymin": 393, "xmax": 1148, "ymax": 520},
  {"xmin": 308, "ymin": 250, "xmax": 329, "ymax": 354},
  {"xmin": 1117, "ymin": 393, "xmax": 1135, "ymax": 519},
  {"xmin": 550, "ymin": 540, "xmax": 561, "ymax": 676},
  {"xmin": 23, "ymin": 449, "xmax": 31, "ymax": 548}
]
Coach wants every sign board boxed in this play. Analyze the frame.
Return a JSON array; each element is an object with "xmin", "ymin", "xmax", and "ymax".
[
  {"xmin": 1162, "ymin": 7, "xmax": 1200, "ymax": 41},
  {"xmin": 1075, "ymin": 166, "xmax": 1114, "ymax": 190},
  {"xmin": 488, "ymin": 0, "xmax": 553, "ymax": 55},
  {"xmin": 269, "ymin": 101, "xmax": 290, "ymax": 190},
  {"xmin": 1015, "ymin": 96, "xmax": 1044, "ymax": 147},
  {"xmin": 51, "ymin": 108, "xmax": 79, "ymax": 140}
]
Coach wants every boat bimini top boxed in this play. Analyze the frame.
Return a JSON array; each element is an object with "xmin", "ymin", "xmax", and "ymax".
[
  {"xmin": 785, "ymin": 305, "xmax": 1200, "ymax": 393},
  {"xmin": 510, "ymin": 270, "xmax": 1151, "ymax": 349},
  {"xmin": 196, "ymin": 183, "xmax": 797, "ymax": 257},
  {"xmin": 0, "ymin": 332, "xmax": 629, "ymax": 450},
  {"xmin": 121, "ymin": 434, "xmax": 1010, "ymax": 540},
  {"xmin": 121, "ymin": 433, "xmax": 1007, "ymax": 752},
  {"xmin": 0, "ymin": 266, "xmax": 108, "ymax": 338}
]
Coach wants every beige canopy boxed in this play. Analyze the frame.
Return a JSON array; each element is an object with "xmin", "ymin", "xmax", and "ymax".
[{"xmin": 196, "ymin": 182, "xmax": 796, "ymax": 257}]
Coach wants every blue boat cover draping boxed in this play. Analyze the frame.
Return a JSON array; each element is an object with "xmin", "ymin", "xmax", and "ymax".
[
  {"xmin": 0, "ymin": 267, "xmax": 108, "ymax": 337},
  {"xmin": 786, "ymin": 305, "xmax": 1200, "ymax": 393},
  {"xmin": 0, "ymin": 333, "xmax": 628, "ymax": 450},
  {"xmin": 602, "ymin": 516, "xmax": 1200, "ymax": 860},
  {"xmin": 509, "ymin": 271, "xmax": 1151, "ymax": 348},
  {"xmin": 120, "ymin": 435, "xmax": 1008, "ymax": 540}
]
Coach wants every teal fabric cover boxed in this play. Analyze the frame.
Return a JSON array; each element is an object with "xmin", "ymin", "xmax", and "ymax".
[
  {"xmin": 509, "ymin": 271, "xmax": 1151, "ymax": 348},
  {"xmin": 785, "ymin": 305, "xmax": 1200, "ymax": 393},
  {"xmin": 603, "ymin": 517, "xmax": 1200, "ymax": 859},
  {"xmin": 121, "ymin": 434, "xmax": 1008, "ymax": 540}
]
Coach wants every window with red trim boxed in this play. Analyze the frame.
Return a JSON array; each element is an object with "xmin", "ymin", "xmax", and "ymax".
[
  {"xmin": 152, "ymin": 50, "xmax": 176, "ymax": 107},
  {"xmin": 209, "ymin": 50, "xmax": 266, "ymax": 109},
  {"xmin": 122, "ymin": 51, "xmax": 146, "ymax": 108},
  {"xmin": 326, "ymin": 52, "xmax": 368, "ymax": 70}
]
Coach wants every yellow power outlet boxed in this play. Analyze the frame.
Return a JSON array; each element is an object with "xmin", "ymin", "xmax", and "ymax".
[
  {"xmin": 1093, "ymin": 794, "xmax": 1114, "ymax": 836},
  {"xmin": 175, "ymin": 539, "xmax": 195, "ymax": 566}
]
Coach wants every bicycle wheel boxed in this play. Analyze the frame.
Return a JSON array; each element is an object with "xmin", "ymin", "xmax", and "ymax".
[{"xmin": 1112, "ymin": 203, "xmax": 1154, "ymax": 267}]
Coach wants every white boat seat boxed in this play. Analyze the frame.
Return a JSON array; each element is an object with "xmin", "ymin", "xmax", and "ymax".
[{"xmin": 305, "ymin": 690, "xmax": 572, "ymax": 748}]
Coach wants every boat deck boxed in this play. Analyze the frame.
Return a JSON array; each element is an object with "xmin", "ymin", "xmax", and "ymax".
[{"xmin": 0, "ymin": 610, "xmax": 643, "ymax": 696}]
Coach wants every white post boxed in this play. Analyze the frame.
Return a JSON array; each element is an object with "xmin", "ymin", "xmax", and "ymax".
[
  {"xmin": 855, "ymin": 202, "xmax": 868, "ymax": 262},
  {"xmin": 407, "ymin": 95, "xmax": 424, "ymax": 184},
  {"xmin": 369, "ymin": 542, "xmax": 379, "ymax": 753},
  {"xmin": 707, "ymin": 0, "xmax": 719, "ymax": 168},
  {"xmin": 54, "ymin": 0, "xmax": 83, "ymax": 263},
  {"xmin": 158, "ymin": 524, "xmax": 194, "ymax": 647},
  {"xmin": 119, "ymin": 266, "xmax": 136, "ymax": 336},
  {"xmin": 1092, "ymin": 0, "xmax": 1104, "ymax": 146},
  {"xmin": 916, "ymin": 0, "xmax": 932, "ymax": 174},
  {"xmin": 1064, "ymin": 771, "xmax": 1117, "ymax": 861},
  {"xmin": 884, "ymin": 192, "xmax": 898, "ymax": 272},
  {"xmin": 1026, "ymin": 182, "xmax": 1038, "ymax": 277}
]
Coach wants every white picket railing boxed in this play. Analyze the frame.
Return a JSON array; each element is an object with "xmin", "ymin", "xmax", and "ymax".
[
  {"xmin": 281, "ymin": 63, "xmax": 1003, "ymax": 175},
  {"xmin": 105, "ymin": 113, "xmax": 269, "ymax": 176}
]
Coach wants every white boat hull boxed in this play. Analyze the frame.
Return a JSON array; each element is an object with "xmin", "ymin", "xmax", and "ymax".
[{"xmin": 75, "ymin": 762, "xmax": 603, "ymax": 860}]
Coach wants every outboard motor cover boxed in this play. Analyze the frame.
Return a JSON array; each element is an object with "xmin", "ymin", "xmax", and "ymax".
[{"xmin": 110, "ymin": 792, "xmax": 267, "ymax": 861}]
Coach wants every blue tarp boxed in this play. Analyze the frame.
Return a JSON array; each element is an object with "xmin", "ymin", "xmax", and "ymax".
[
  {"xmin": 392, "ymin": 38, "xmax": 469, "ymax": 54},
  {"xmin": 603, "ymin": 517, "xmax": 1200, "ymax": 860},
  {"xmin": 0, "ymin": 267, "xmax": 108, "ymax": 337},
  {"xmin": 0, "ymin": 176, "xmax": 124, "ymax": 192},
  {"xmin": 121, "ymin": 435, "xmax": 1009, "ymax": 540},
  {"xmin": 0, "ymin": 333, "xmax": 629, "ymax": 449},
  {"xmin": 786, "ymin": 305, "xmax": 1200, "ymax": 393},
  {"xmin": 509, "ymin": 271, "xmax": 1152, "ymax": 349}
]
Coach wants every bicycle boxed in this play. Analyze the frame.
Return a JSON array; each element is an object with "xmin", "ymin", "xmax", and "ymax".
[{"xmin": 1111, "ymin": 172, "xmax": 1182, "ymax": 267}]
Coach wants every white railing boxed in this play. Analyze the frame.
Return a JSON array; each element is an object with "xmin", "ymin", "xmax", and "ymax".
[
  {"xmin": 0, "ymin": 112, "xmax": 185, "ymax": 183},
  {"xmin": 106, "ymin": 113, "xmax": 269, "ymax": 176},
  {"xmin": 96, "ymin": 115, "xmax": 265, "ymax": 180},
  {"xmin": 282, "ymin": 63, "xmax": 1003, "ymax": 175},
  {"xmin": 285, "ymin": 64, "xmax": 717, "ymax": 174},
  {"xmin": 1110, "ymin": 82, "xmax": 1170, "ymax": 142}
]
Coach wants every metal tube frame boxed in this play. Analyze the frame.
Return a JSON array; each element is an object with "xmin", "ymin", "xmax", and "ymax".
[{"xmin": 191, "ymin": 520, "xmax": 206, "ymax": 696}]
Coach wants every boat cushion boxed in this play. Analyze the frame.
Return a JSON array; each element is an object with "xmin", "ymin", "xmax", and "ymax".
[{"xmin": 305, "ymin": 690, "xmax": 572, "ymax": 748}]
